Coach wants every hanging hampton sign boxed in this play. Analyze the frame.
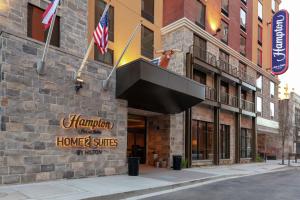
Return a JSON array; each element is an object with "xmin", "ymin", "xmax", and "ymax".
[
  {"xmin": 56, "ymin": 114, "xmax": 118, "ymax": 154},
  {"xmin": 271, "ymin": 10, "xmax": 289, "ymax": 75}
]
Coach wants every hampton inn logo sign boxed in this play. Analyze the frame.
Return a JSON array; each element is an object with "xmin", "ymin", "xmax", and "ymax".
[
  {"xmin": 56, "ymin": 114, "xmax": 118, "ymax": 154},
  {"xmin": 272, "ymin": 10, "xmax": 289, "ymax": 75}
]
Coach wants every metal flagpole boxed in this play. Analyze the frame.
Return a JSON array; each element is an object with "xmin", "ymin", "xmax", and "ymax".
[
  {"xmin": 36, "ymin": 4, "xmax": 59, "ymax": 75},
  {"xmin": 75, "ymin": 2, "xmax": 110, "ymax": 81},
  {"xmin": 102, "ymin": 22, "xmax": 141, "ymax": 90}
]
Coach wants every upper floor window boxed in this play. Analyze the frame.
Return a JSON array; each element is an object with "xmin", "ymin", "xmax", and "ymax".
[
  {"xmin": 272, "ymin": 0, "xmax": 276, "ymax": 13},
  {"xmin": 258, "ymin": 25, "xmax": 263, "ymax": 45},
  {"xmin": 95, "ymin": 0, "xmax": 114, "ymax": 41},
  {"xmin": 240, "ymin": 35, "xmax": 246, "ymax": 56},
  {"xmin": 141, "ymin": 25, "xmax": 154, "ymax": 59},
  {"xmin": 270, "ymin": 102, "xmax": 275, "ymax": 119},
  {"xmin": 270, "ymin": 81, "xmax": 275, "ymax": 98},
  {"xmin": 240, "ymin": 8, "xmax": 247, "ymax": 31},
  {"xmin": 241, "ymin": 0, "xmax": 247, "ymax": 5},
  {"xmin": 27, "ymin": 4, "xmax": 60, "ymax": 47},
  {"xmin": 258, "ymin": 1, "xmax": 263, "ymax": 21},
  {"xmin": 257, "ymin": 49, "xmax": 262, "ymax": 67},
  {"xmin": 257, "ymin": 96, "xmax": 262, "ymax": 115},
  {"xmin": 220, "ymin": 20, "xmax": 228, "ymax": 44},
  {"xmin": 196, "ymin": 1, "xmax": 206, "ymax": 29},
  {"xmin": 219, "ymin": 50, "xmax": 229, "ymax": 64},
  {"xmin": 193, "ymin": 70, "xmax": 207, "ymax": 85},
  {"xmin": 141, "ymin": 0, "xmax": 154, "ymax": 23},
  {"xmin": 256, "ymin": 74, "xmax": 263, "ymax": 92},
  {"xmin": 221, "ymin": 0, "xmax": 229, "ymax": 16},
  {"xmin": 95, "ymin": 47, "xmax": 114, "ymax": 65}
]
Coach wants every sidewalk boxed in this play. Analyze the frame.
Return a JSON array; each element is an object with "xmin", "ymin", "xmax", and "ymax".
[{"xmin": 0, "ymin": 161, "xmax": 293, "ymax": 200}]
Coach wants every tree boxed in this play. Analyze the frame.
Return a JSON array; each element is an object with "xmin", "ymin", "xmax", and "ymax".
[{"xmin": 279, "ymin": 99, "xmax": 293, "ymax": 165}]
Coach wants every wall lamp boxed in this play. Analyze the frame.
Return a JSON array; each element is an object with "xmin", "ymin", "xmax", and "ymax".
[{"xmin": 213, "ymin": 28, "xmax": 221, "ymax": 36}]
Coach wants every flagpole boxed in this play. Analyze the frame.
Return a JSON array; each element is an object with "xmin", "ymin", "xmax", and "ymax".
[
  {"xmin": 75, "ymin": 2, "xmax": 110, "ymax": 81},
  {"xmin": 36, "ymin": 4, "xmax": 59, "ymax": 75},
  {"xmin": 102, "ymin": 22, "xmax": 141, "ymax": 90}
]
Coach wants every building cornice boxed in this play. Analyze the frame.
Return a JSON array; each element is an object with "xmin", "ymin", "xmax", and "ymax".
[{"xmin": 161, "ymin": 17, "xmax": 280, "ymax": 84}]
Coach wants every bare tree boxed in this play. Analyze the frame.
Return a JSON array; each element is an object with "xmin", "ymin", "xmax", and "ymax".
[{"xmin": 279, "ymin": 99, "xmax": 293, "ymax": 165}]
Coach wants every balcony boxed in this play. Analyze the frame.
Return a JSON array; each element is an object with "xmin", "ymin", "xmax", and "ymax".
[
  {"xmin": 239, "ymin": 70, "xmax": 256, "ymax": 87},
  {"xmin": 241, "ymin": 99, "xmax": 255, "ymax": 113},
  {"xmin": 218, "ymin": 60, "xmax": 238, "ymax": 78},
  {"xmin": 192, "ymin": 46, "xmax": 217, "ymax": 67},
  {"xmin": 220, "ymin": 92, "xmax": 238, "ymax": 108},
  {"xmin": 205, "ymin": 86, "xmax": 217, "ymax": 101}
]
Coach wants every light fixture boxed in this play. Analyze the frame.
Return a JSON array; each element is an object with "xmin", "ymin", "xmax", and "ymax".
[{"xmin": 75, "ymin": 78, "xmax": 84, "ymax": 93}]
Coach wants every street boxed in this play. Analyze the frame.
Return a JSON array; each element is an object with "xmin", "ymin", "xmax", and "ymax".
[{"xmin": 142, "ymin": 168, "xmax": 300, "ymax": 200}]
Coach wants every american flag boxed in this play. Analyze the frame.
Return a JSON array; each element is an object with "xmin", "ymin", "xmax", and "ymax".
[
  {"xmin": 42, "ymin": 0, "xmax": 60, "ymax": 30},
  {"xmin": 93, "ymin": 5, "xmax": 109, "ymax": 55}
]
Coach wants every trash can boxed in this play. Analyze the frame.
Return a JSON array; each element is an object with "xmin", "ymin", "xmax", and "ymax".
[
  {"xmin": 128, "ymin": 157, "xmax": 139, "ymax": 176},
  {"xmin": 173, "ymin": 155, "xmax": 182, "ymax": 170}
]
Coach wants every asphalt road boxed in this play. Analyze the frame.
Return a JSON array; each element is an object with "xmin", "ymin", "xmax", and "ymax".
[{"xmin": 143, "ymin": 168, "xmax": 300, "ymax": 200}]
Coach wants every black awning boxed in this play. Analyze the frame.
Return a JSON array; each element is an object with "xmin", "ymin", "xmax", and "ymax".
[{"xmin": 116, "ymin": 59, "xmax": 205, "ymax": 114}]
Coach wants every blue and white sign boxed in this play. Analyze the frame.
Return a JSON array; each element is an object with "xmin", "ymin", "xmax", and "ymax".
[{"xmin": 272, "ymin": 10, "xmax": 289, "ymax": 75}]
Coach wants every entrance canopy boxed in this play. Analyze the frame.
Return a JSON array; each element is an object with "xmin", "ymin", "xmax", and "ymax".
[{"xmin": 116, "ymin": 59, "xmax": 205, "ymax": 114}]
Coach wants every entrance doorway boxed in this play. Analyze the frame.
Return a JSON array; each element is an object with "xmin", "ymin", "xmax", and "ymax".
[{"xmin": 127, "ymin": 115, "xmax": 147, "ymax": 164}]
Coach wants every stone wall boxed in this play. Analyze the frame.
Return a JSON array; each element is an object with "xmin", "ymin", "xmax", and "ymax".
[{"xmin": 0, "ymin": 31, "xmax": 127, "ymax": 184}]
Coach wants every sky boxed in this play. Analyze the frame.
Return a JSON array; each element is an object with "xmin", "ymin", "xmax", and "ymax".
[{"xmin": 278, "ymin": 0, "xmax": 299, "ymax": 94}]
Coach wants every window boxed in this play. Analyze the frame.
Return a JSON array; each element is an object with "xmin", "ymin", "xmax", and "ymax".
[
  {"xmin": 256, "ymin": 74, "xmax": 262, "ymax": 92},
  {"xmin": 220, "ymin": 124, "xmax": 230, "ymax": 159},
  {"xmin": 258, "ymin": 1, "xmax": 263, "ymax": 21},
  {"xmin": 258, "ymin": 25, "xmax": 263, "ymax": 45},
  {"xmin": 95, "ymin": 0, "xmax": 114, "ymax": 41},
  {"xmin": 220, "ymin": 20, "xmax": 228, "ymax": 44},
  {"xmin": 240, "ymin": 8, "xmax": 246, "ymax": 31},
  {"xmin": 141, "ymin": 25, "xmax": 154, "ymax": 59},
  {"xmin": 94, "ymin": 47, "xmax": 114, "ymax": 65},
  {"xmin": 192, "ymin": 120, "xmax": 214, "ymax": 160},
  {"xmin": 257, "ymin": 97, "xmax": 262, "ymax": 115},
  {"xmin": 240, "ymin": 35, "xmax": 246, "ymax": 55},
  {"xmin": 241, "ymin": 128, "xmax": 252, "ymax": 158},
  {"xmin": 193, "ymin": 35, "xmax": 207, "ymax": 61},
  {"xmin": 241, "ymin": 0, "xmax": 247, "ymax": 5},
  {"xmin": 194, "ymin": 35, "xmax": 206, "ymax": 50},
  {"xmin": 221, "ymin": 0, "xmax": 229, "ymax": 16},
  {"xmin": 193, "ymin": 70, "xmax": 207, "ymax": 85},
  {"xmin": 27, "ymin": 4, "xmax": 60, "ymax": 47},
  {"xmin": 141, "ymin": 0, "xmax": 154, "ymax": 23},
  {"xmin": 272, "ymin": 0, "xmax": 276, "ymax": 13},
  {"xmin": 257, "ymin": 49, "xmax": 262, "ymax": 67},
  {"xmin": 219, "ymin": 50, "xmax": 229, "ymax": 72},
  {"xmin": 270, "ymin": 81, "xmax": 275, "ymax": 98},
  {"xmin": 270, "ymin": 102, "xmax": 275, "ymax": 119},
  {"xmin": 196, "ymin": 1, "xmax": 206, "ymax": 29}
]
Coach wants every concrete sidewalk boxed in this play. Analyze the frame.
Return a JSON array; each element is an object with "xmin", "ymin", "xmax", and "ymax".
[{"xmin": 0, "ymin": 161, "xmax": 292, "ymax": 200}]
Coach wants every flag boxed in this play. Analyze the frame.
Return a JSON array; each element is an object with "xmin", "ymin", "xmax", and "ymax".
[
  {"xmin": 93, "ymin": 5, "xmax": 109, "ymax": 55},
  {"xmin": 42, "ymin": 0, "xmax": 60, "ymax": 30}
]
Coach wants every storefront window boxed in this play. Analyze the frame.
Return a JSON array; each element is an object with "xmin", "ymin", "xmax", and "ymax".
[
  {"xmin": 27, "ymin": 4, "xmax": 60, "ymax": 47},
  {"xmin": 220, "ymin": 124, "xmax": 230, "ymax": 159},
  {"xmin": 241, "ymin": 128, "xmax": 252, "ymax": 158},
  {"xmin": 192, "ymin": 120, "xmax": 214, "ymax": 160}
]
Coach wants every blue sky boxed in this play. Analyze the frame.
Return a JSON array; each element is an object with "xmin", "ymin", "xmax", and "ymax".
[{"xmin": 279, "ymin": 0, "xmax": 299, "ymax": 93}]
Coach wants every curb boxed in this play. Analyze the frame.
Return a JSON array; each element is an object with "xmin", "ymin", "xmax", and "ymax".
[{"xmin": 84, "ymin": 166, "xmax": 294, "ymax": 200}]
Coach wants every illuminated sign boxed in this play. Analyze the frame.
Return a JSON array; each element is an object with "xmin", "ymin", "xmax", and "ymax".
[
  {"xmin": 272, "ymin": 10, "xmax": 289, "ymax": 75},
  {"xmin": 57, "ymin": 114, "xmax": 117, "ymax": 154}
]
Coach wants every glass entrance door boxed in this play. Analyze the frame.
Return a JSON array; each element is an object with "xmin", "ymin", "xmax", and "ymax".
[{"xmin": 127, "ymin": 115, "xmax": 147, "ymax": 164}]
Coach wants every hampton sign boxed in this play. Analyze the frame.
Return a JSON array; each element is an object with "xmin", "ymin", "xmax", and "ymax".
[
  {"xmin": 272, "ymin": 10, "xmax": 289, "ymax": 75},
  {"xmin": 56, "ymin": 114, "xmax": 118, "ymax": 154}
]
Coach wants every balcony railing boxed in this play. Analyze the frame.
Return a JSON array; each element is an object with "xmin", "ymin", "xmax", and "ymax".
[
  {"xmin": 241, "ymin": 99, "xmax": 255, "ymax": 113},
  {"xmin": 205, "ymin": 86, "xmax": 217, "ymax": 101},
  {"xmin": 218, "ymin": 60, "xmax": 238, "ymax": 77},
  {"xmin": 239, "ymin": 70, "xmax": 255, "ymax": 86},
  {"xmin": 220, "ymin": 92, "xmax": 238, "ymax": 107},
  {"xmin": 192, "ymin": 46, "xmax": 217, "ymax": 67}
]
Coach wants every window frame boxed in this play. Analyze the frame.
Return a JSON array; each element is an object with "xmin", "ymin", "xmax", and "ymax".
[
  {"xmin": 258, "ymin": 25, "xmax": 263, "ymax": 46},
  {"xmin": 241, "ymin": 0, "xmax": 247, "ymax": 5},
  {"xmin": 240, "ymin": 34, "xmax": 246, "ymax": 56},
  {"xmin": 257, "ymin": 96, "xmax": 262, "ymax": 116},
  {"xmin": 240, "ymin": 128, "xmax": 252, "ymax": 158},
  {"xmin": 270, "ymin": 81, "xmax": 275, "ymax": 98},
  {"xmin": 257, "ymin": 49, "xmax": 262, "ymax": 67},
  {"xmin": 220, "ymin": 20, "xmax": 229, "ymax": 44},
  {"xmin": 195, "ymin": 1, "xmax": 206, "ymax": 29},
  {"xmin": 270, "ymin": 102, "xmax": 275, "ymax": 119},
  {"xmin": 141, "ymin": 25, "xmax": 154, "ymax": 59},
  {"xmin": 258, "ymin": 1, "xmax": 263, "ymax": 22},
  {"xmin": 193, "ymin": 69, "xmax": 207, "ymax": 85},
  {"xmin": 240, "ymin": 8, "xmax": 247, "ymax": 31},
  {"xmin": 221, "ymin": 0, "xmax": 229, "ymax": 16},
  {"xmin": 256, "ymin": 74, "xmax": 263, "ymax": 92},
  {"xmin": 94, "ymin": 47, "xmax": 114, "ymax": 65},
  {"xmin": 95, "ymin": 0, "xmax": 114, "ymax": 42},
  {"xmin": 141, "ymin": 0, "xmax": 154, "ymax": 23},
  {"xmin": 272, "ymin": 0, "xmax": 276, "ymax": 13}
]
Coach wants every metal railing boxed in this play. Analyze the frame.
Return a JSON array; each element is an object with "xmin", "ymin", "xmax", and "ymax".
[
  {"xmin": 238, "ymin": 70, "xmax": 255, "ymax": 86},
  {"xmin": 192, "ymin": 46, "xmax": 217, "ymax": 67},
  {"xmin": 205, "ymin": 86, "xmax": 217, "ymax": 101},
  {"xmin": 241, "ymin": 99, "xmax": 255, "ymax": 112},
  {"xmin": 220, "ymin": 92, "xmax": 238, "ymax": 107},
  {"xmin": 218, "ymin": 59, "xmax": 238, "ymax": 77}
]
